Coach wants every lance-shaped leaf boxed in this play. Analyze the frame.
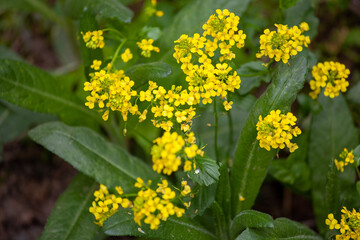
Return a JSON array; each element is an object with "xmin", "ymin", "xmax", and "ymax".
[
  {"xmin": 230, "ymin": 210, "xmax": 274, "ymax": 239},
  {"xmin": 29, "ymin": 122, "xmax": 158, "ymax": 192},
  {"xmin": 0, "ymin": 59, "xmax": 99, "ymax": 127},
  {"xmin": 103, "ymin": 209, "xmax": 216, "ymax": 240},
  {"xmin": 308, "ymin": 94, "xmax": 358, "ymax": 234},
  {"xmin": 235, "ymin": 218, "xmax": 321, "ymax": 240},
  {"xmin": 40, "ymin": 174, "xmax": 100, "ymax": 240},
  {"xmin": 230, "ymin": 55, "xmax": 307, "ymax": 216}
]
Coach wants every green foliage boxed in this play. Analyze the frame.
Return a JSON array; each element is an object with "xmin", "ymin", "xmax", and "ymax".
[
  {"xmin": 231, "ymin": 54, "xmax": 307, "ymax": 216},
  {"xmin": 126, "ymin": 62, "xmax": 172, "ymax": 89},
  {"xmin": 308, "ymin": 94, "xmax": 359, "ymax": 234},
  {"xmin": 280, "ymin": 0, "xmax": 299, "ymax": 9},
  {"xmin": 28, "ymin": 122, "xmax": 158, "ymax": 191},
  {"xmin": 235, "ymin": 218, "xmax": 322, "ymax": 240},
  {"xmin": 189, "ymin": 156, "xmax": 220, "ymax": 186},
  {"xmin": 40, "ymin": 174, "xmax": 101, "ymax": 240},
  {"xmin": 103, "ymin": 209, "xmax": 217, "ymax": 240},
  {"xmin": 237, "ymin": 61, "xmax": 271, "ymax": 95},
  {"xmin": 64, "ymin": 0, "xmax": 133, "ymax": 23},
  {"xmin": 230, "ymin": 210, "xmax": 274, "ymax": 239},
  {"xmin": 0, "ymin": 59, "xmax": 99, "ymax": 128}
]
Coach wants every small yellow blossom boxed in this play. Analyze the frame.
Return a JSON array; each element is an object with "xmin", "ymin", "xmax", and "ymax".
[
  {"xmin": 121, "ymin": 48, "xmax": 133, "ymax": 63},
  {"xmin": 334, "ymin": 148, "xmax": 354, "ymax": 172},
  {"xmin": 132, "ymin": 178, "xmax": 186, "ymax": 230},
  {"xmin": 156, "ymin": 10, "xmax": 164, "ymax": 17},
  {"xmin": 309, "ymin": 61, "xmax": 350, "ymax": 99},
  {"xmin": 326, "ymin": 207, "xmax": 360, "ymax": 239},
  {"xmin": 137, "ymin": 39, "xmax": 160, "ymax": 58},
  {"xmin": 89, "ymin": 184, "xmax": 132, "ymax": 226},
  {"xmin": 91, "ymin": 60, "xmax": 102, "ymax": 70},
  {"xmin": 256, "ymin": 110, "xmax": 301, "ymax": 152},
  {"xmin": 256, "ymin": 22, "xmax": 310, "ymax": 64},
  {"xmin": 82, "ymin": 30, "xmax": 105, "ymax": 49}
]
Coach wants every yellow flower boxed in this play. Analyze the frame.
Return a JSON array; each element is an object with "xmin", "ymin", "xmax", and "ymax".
[
  {"xmin": 334, "ymin": 148, "xmax": 355, "ymax": 172},
  {"xmin": 82, "ymin": 30, "xmax": 105, "ymax": 49},
  {"xmin": 121, "ymin": 48, "xmax": 133, "ymax": 63},
  {"xmin": 137, "ymin": 39, "xmax": 160, "ymax": 58},
  {"xmin": 256, "ymin": 22, "xmax": 310, "ymax": 64},
  {"xmin": 132, "ymin": 178, "xmax": 186, "ymax": 230},
  {"xmin": 256, "ymin": 110, "xmax": 301, "ymax": 152},
  {"xmin": 309, "ymin": 61, "xmax": 350, "ymax": 99},
  {"xmin": 89, "ymin": 184, "xmax": 132, "ymax": 226},
  {"xmin": 326, "ymin": 207, "xmax": 360, "ymax": 239},
  {"xmin": 91, "ymin": 60, "xmax": 102, "ymax": 70}
]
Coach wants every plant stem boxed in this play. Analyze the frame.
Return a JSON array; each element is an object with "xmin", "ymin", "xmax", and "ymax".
[
  {"xmin": 110, "ymin": 40, "xmax": 127, "ymax": 69},
  {"xmin": 355, "ymin": 166, "xmax": 360, "ymax": 179},
  {"xmin": 214, "ymin": 100, "xmax": 219, "ymax": 162},
  {"xmin": 227, "ymin": 110, "xmax": 233, "ymax": 160}
]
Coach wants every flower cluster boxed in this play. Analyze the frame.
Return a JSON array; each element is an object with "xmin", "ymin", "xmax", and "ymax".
[
  {"xmin": 309, "ymin": 61, "xmax": 350, "ymax": 99},
  {"xmin": 84, "ymin": 60, "xmax": 138, "ymax": 121},
  {"xmin": 151, "ymin": 131, "xmax": 203, "ymax": 175},
  {"xmin": 326, "ymin": 207, "xmax": 360, "ymax": 239},
  {"xmin": 173, "ymin": 9, "xmax": 245, "ymax": 110},
  {"xmin": 137, "ymin": 39, "xmax": 160, "ymax": 58},
  {"xmin": 334, "ymin": 148, "xmax": 355, "ymax": 172},
  {"xmin": 256, "ymin": 22, "xmax": 310, "ymax": 64},
  {"xmin": 256, "ymin": 110, "xmax": 301, "ymax": 152},
  {"xmin": 89, "ymin": 184, "xmax": 132, "ymax": 226},
  {"xmin": 132, "ymin": 178, "xmax": 189, "ymax": 230},
  {"xmin": 82, "ymin": 30, "xmax": 105, "ymax": 49},
  {"xmin": 139, "ymin": 82, "xmax": 198, "ymax": 132},
  {"xmin": 121, "ymin": 48, "xmax": 133, "ymax": 63}
]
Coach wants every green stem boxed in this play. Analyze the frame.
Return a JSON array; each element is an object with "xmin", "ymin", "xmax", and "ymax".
[
  {"xmin": 102, "ymin": 28, "xmax": 126, "ymax": 39},
  {"xmin": 227, "ymin": 110, "xmax": 233, "ymax": 160},
  {"xmin": 110, "ymin": 40, "xmax": 127, "ymax": 69},
  {"xmin": 214, "ymin": 100, "xmax": 219, "ymax": 162}
]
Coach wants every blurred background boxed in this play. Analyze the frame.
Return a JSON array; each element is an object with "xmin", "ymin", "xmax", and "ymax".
[{"xmin": 0, "ymin": 0, "xmax": 359, "ymax": 239}]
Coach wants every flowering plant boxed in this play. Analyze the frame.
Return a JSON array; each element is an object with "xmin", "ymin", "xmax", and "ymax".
[{"xmin": 1, "ymin": 0, "xmax": 360, "ymax": 240}]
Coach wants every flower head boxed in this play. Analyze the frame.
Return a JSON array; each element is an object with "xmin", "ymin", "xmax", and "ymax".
[
  {"xmin": 137, "ymin": 39, "xmax": 160, "ymax": 58},
  {"xmin": 256, "ymin": 110, "xmax": 301, "ymax": 152},
  {"xmin": 309, "ymin": 61, "xmax": 350, "ymax": 99},
  {"xmin": 82, "ymin": 30, "xmax": 105, "ymax": 49},
  {"xmin": 256, "ymin": 22, "xmax": 310, "ymax": 64},
  {"xmin": 334, "ymin": 148, "xmax": 354, "ymax": 172},
  {"xmin": 326, "ymin": 207, "xmax": 360, "ymax": 239}
]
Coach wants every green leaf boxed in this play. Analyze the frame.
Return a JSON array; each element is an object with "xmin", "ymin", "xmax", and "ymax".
[
  {"xmin": 308, "ymin": 94, "xmax": 358, "ymax": 234},
  {"xmin": 0, "ymin": 100, "xmax": 54, "ymax": 161},
  {"xmin": 230, "ymin": 210, "xmax": 274, "ymax": 239},
  {"xmin": 40, "ymin": 174, "xmax": 100, "ymax": 240},
  {"xmin": 215, "ymin": 163, "xmax": 231, "ymax": 225},
  {"xmin": 237, "ymin": 61, "xmax": 271, "ymax": 95},
  {"xmin": 284, "ymin": 0, "xmax": 319, "ymax": 39},
  {"xmin": 347, "ymin": 82, "xmax": 360, "ymax": 105},
  {"xmin": 79, "ymin": 10, "xmax": 104, "ymax": 79},
  {"xmin": 0, "ymin": 59, "xmax": 98, "ymax": 127},
  {"xmin": 189, "ymin": 156, "xmax": 220, "ymax": 186},
  {"xmin": 235, "ymin": 218, "xmax": 321, "ymax": 240},
  {"xmin": 269, "ymin": 131, "xmax": 311, "ymax": 192},
  {"xmin": 188, "ymin": 183, "xmax": 217, "ymax": 218},
  {"xmin": 103, "ymin": 208, "xmax": 216, "ymax": 240},
  {"xmin": 280, "ymin": 0, "xmax": 299, "ymax": 9},
  {"xmin": 357, "ymin": 181, "xmax": 360, "ymax": 196},
  {"xmin": 64, "ymin": 0, "xmax": 133, "ymax": 23},
  {"xmin": 28, "ymin": 122, "xmax": 158, "ymax": 191},
  {"xmin": 212, "ymin": 201, "xmax": 229, "ymax": 240},
  {"xmin": 353, "ymin": 145, "xmax": 360, "ymax": 167},
  {"xmin": 126, "ymin": 62, "xmax": 172, "ymax": 90},
  {"xmin": 230, "ymin": 55, "xmax": 307, "ymax": 216},
  {"xmin": 0, "ymin": 45, "xmax": 23, "ymax": 61}
]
